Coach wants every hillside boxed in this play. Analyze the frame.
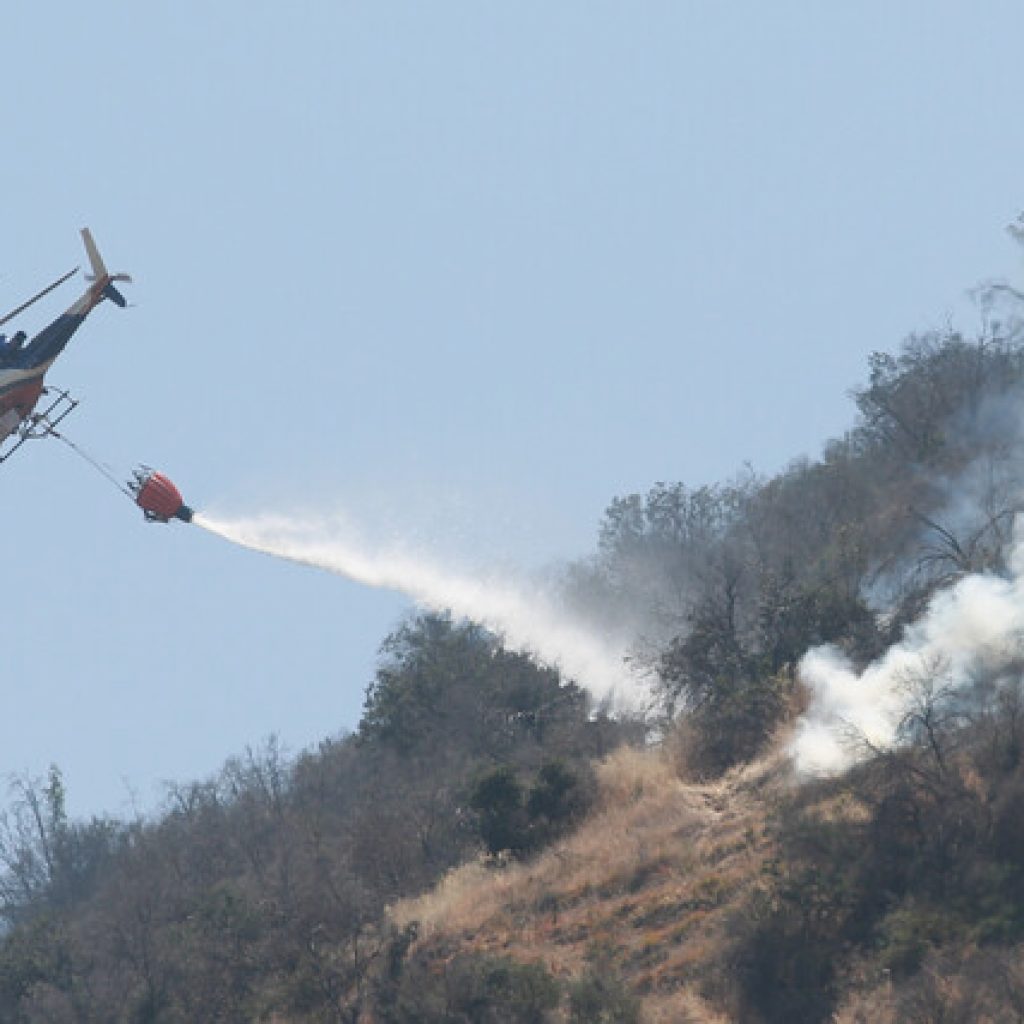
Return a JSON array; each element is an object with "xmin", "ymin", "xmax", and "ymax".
[
  {"xmin": 5, "ymin": 291, "xmax": 1024, "ymax": 1021},
  {"xmin": 389, "ymin": 744, "xmax": 778, "ymax": 1023},
  {"xmin": 386, "ymin": 720, "xmax": 1024, "ymax": 1023}
]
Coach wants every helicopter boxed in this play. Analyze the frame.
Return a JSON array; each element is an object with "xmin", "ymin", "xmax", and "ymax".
[
  {"xmin": 0, "ymin": 228, "xmax": 130, "ymax": 463},
  {"xmin": 0, "ymin": 230, "xmax": 192, "ymax": 523}
]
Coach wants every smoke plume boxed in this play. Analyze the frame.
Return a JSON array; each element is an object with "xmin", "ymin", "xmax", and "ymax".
[
  {"xmin": 791, "ymin": 521, "xmax": 1024, "ymax": 774},
  {"xmin": 194, "ymin": 511, "xmax": 646, "ymax": 708}
]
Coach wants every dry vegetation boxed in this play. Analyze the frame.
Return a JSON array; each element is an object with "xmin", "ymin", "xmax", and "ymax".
[
  {"xmin": 7, "ymin": 327, "xmax": 1024, "ymax": 1021},
  {"xmin": 390, "ymin": 743, "xmax": 786, "ymax": 1022}
]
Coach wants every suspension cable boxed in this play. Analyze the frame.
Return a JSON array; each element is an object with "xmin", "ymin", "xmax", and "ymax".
[{"xmin": 54, "ymin": 431, "xmax": 135, "ymax": 501}]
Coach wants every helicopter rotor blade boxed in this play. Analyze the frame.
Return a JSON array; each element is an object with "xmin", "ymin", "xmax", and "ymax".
[{"xmin": 0, "ymin": 266, "xmax": 80, "ymax": 329}]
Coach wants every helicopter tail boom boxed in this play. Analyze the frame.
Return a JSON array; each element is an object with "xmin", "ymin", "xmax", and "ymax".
[
  {"xmin": 81, "ymin": 228, "xmax": 131, "ymax": 291},
  {"xmin": 66, "ymin": 228, "xmax": 131, "ymax": 317}
]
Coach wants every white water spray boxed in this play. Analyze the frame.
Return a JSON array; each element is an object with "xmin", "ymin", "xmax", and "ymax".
[
  {"xmin": 193, "ymin": 511, "xmax": 645, "ymax": 708},
  {"xmin": 791, "ymin": 521, "xmax": 1024, "ymax": 774}
]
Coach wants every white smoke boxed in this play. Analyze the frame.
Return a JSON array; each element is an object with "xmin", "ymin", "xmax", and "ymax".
[
  {"xmin": 193, "ymin": 510, "xmax": 647, "ymax": 709},
  {"xmin": 791, "ymin": 521, "xmax": 1024, "ymax": 774}
]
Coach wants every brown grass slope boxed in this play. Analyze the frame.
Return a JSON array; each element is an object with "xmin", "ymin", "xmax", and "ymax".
[{"xmin": 389, "ymin": 745, "xmax": 788, "ymax": 1023}]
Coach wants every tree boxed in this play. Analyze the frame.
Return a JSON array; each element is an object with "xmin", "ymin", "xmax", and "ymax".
[
  {"xmin": 0, "ymin": 766, "xmax": 123, "ymax": 925},
  {"xmin": 471, "ymin": 767, "xmax": 529, "ymax": 857}
]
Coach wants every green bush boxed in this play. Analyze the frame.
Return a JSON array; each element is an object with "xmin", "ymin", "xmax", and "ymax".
[
  {"xmin": 471, "ymin": 761, "xmax": 592, "ymax": 857},
  {"xmin": 471, "ymin": 766, "xmax": 531, "ymax": 857}
]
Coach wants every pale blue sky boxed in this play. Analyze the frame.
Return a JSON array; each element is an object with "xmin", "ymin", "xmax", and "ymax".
[{"xmin": 3, "ymin": 2, "xmax": 1024, "ymax": 816}]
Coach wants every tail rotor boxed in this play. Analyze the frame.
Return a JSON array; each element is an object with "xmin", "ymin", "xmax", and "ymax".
[{"xmin": 81, "ymin": 227, "xmax": 131, "ymax": 306}]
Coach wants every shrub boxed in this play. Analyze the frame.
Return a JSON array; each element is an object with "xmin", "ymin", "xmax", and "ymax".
[
  {"xmin": 471, "ymin": 767, "xmax": 531, "ymax": 857},
  {"xmin": 567, "ymin": 966, "xmax": 641, "ymax": 1023},
  {"xmin": 374, "ymin": 946, "xmax": 560, "ymax": 1024}
]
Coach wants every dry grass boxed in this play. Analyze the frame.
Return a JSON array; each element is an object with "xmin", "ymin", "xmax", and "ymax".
[
  {"xmin": 389, "ymin": 744, "xmax": 787, "ymax": 1021},
  {"xmin": 641, "ymin": 989, "xmax": 734, "ymax": 1024}
]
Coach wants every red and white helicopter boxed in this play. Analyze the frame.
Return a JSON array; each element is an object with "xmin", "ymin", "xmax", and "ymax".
[
  {"xmin": 0, "ymin": 229, "xmax": 192, "ymax": 523},
  {"xmin": 0, "ymin": 228, "xmax": 129, "ymax": 462}
]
